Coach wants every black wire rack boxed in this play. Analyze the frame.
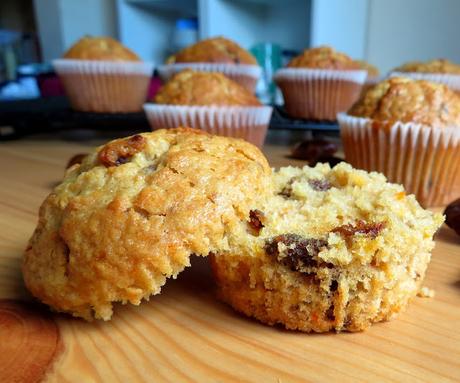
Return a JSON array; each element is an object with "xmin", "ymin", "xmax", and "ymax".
[{"xmin": 0, "ymin": 97, "xmax": 339, "ymax": 141}]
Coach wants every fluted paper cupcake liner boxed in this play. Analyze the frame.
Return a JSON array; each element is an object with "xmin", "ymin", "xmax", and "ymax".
[
  {"xmin": 157, "ymin": 63, "xmax": 262, "ymax": 92},
  {"xmin": 390, "ymin": 71, "xmax": 460, "ymax": 92},
  {"xmin": 338, "ymin": 113, "xmax": 460, "ymax": 207},
  {"xmin": 143, "ymin": 104, "xmax": 273, "ymax": 147},
  {"xmin": 53, "ymin": 59, "xmax": 154, "ymax": 113},
  {"xmin": 274, "ymin": 68, "xmax": 367, "ymax": 121}
]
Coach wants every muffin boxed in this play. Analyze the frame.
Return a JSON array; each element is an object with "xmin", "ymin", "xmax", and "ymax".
[
  {"xmin": 144, "ymin": 70, "xmax": 272, "ymax": 147},
  {"xmin": 274, "ymin": 46, "xmax": 367, "ymax": 120},
  {"xmin": 158, "ymin": 36, "xmax": 261, "ymax": 92},
  {"xmin": 391, "ymin": 59, "xmax": 460, "ymax": 93},
  {"xmin": 355, "ymin": 60, "xmax": 381, "ymax": 93},
  {"xmin": 23, "ymin": 128, "xmax": 272, "ymax": 320},
  {"xmin": 211, "ymin": 163, "xmax": 443, "ymax": 332},
  {"xmin": 338, "ymin": 77, "xmax": 460, "ymax": 207},
  {"xmin": 53, "ymin": 36, "xmax": 153, "ymax": 113}
]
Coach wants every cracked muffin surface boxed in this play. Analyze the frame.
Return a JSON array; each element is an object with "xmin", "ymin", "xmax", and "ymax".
[
  {"xmin": 348, "ymin": 77, "xmax": 460, "ymax": 126},
  {"xmin": 63, "ymin": 36, "xmax": 140, "ymax": 61},
  {"xmin": 287, "ymin": 46, "xmax": 361, "ymax": 70},
  {"xmin": 166, "ymin": 36, "xmax": 257, "ymax": 65},
  {"xmin": 23, "ymin": 128, "xmax": 272, "ymax": 320},
  {"xmin": 211, "ymin": 163, "xmax": 443, "ymax": 332},
  {"xmin": 154, "ymin": 69, "xmax": 261, "ymax": 106}
]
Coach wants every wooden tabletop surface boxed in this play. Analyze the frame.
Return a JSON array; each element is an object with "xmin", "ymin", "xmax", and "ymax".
[{"xmin": 0, "ymin": 137, "xmax": 459, "ymax": 383}]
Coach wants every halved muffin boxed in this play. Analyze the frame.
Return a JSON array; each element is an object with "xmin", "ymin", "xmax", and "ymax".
[
  {"xmin": 53, "ymin": 36, "xmax": 153, "ymax": 113},
  {"xmin": 211, "ymin": 163, "xmax": 443, "ymax": 332},
  {"xmin": 144, "ymin": 70, "xmax": 272, "ymax": 147},
  {"xmin": 158, "ymin": 36, "xmax": 261, "ymax": 92}
]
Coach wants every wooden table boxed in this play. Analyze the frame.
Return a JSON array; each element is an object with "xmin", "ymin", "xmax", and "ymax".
[{"xmin": 1, "ymin": 138, "xmax": 459, "ymax": 383}]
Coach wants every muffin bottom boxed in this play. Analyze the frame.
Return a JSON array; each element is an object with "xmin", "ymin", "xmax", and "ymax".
[
  {"xmin": 60, "ymin": 73, "xmax": 151, "ymax": 113},
  {"xmin": 210, "ymin": 252, "xmax": 426, "ymax": 332},
  {"xmin": 277, "ymin": 79, "xmax": 363, "ymax": 121}
]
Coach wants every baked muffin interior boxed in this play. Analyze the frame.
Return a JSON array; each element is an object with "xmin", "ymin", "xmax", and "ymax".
[
  {"xmin": 63, "ymin": 36, "xmax": 140, "ymax": 61},
  {"xmin": 212, "ymin": 163, "xmax": 443, "ymax": 332},
  {"xmin": 154, "ymin": 69, "xmax": 261, "ymax": 106},
  {"xmin": 166, "ymin": 36, "xmax": 257, "ymax": 65}
]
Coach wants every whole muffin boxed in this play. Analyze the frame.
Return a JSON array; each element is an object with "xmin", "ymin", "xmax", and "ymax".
[
  {"xmin": 339, "ymin": 77, "xmax": 460, "ymax": 206},
  {"xmin": 211, "ymin": 163, "xmax": 443, "ymax": 332},
  {"xmin": 159, "ymin": 36, "xmax": 261, "ymax": 92},
  {"xmin": 391, "ymin": 58, "xmax": 460, "ymax": 93},
  {"xmin": 53, "ymin": 36, "xmax": 153, "ymax": 113},
  {"xmin": 274, "ymin": 46, "xmax": 367, "ymax": 120},
  {"xmin": 23, "ymin": 128, "xmax": 272, "ymax": 320},
  {"xmin": 63, "ymin": 36, "xmax": 140, "ymax": 61},
  {"xmin": 144, "ymin": 70, "xmax": 272, "ymax": 147}
]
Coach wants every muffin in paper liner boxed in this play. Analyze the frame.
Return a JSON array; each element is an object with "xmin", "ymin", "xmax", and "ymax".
[
  {"xmin": 157, "ymin": 63, "xmax": 262, "ymax": 93},
  {"xmin": 274, "ymin": 68, "xmax": 367, "ymax": 121},
  {"xmin": 338, "ymin": 113, "xmax": 460, "ymax": 207},
  {"xmin": 53, "ymin": 59, "xmax": 154, "ymax": 113},
  {"xmin": 390, "ymin": 71, "xmax": 460, "ymax": 93},
  {"xmin": 143, "ymin": 104, "xmax": 272, "ymax": 148}
]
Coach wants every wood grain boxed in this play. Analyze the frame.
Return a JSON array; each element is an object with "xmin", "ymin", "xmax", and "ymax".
[{"xmin": 0, "ymin": 138, "xmax": 459, "ymax": 383}]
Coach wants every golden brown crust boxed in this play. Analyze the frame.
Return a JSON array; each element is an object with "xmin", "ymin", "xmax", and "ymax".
[
  {"xmin": 23, "ymin": 128, "xmax": 272, "ymax": 320},
  {"xmin": 166, "ymin": 36, "xmax": 257, "ymax": 65},
  {"xmin": 355, "ymin": 60, "xmax": 380, "ymax": 77},
  {"xmin": 154, "ymin": 70, "xmax": 261, "ymax": 106},
  {"xmin": 394, "ymin": 59, "xmax": 460, "ymax": 74},
  {"xmin": 287, "ymin": 46, "xmax": 361, "ymax": 70},
  {"xmin": 349, "ymin": 77, "xmax": 460, "ymax": 126},
  {"xmin": 63, "ymin": 36, "xmax": 140, "ymax": 61}
]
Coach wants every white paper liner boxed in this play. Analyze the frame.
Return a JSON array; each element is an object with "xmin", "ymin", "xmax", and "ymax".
[
  {"xmin": 274, "ymin": 68, "xmax": 367, "ymax": 83},
  {"xmin": 338, "ymin": 113, "xmax": 460, "ymax": 207},
  {"xmin": 143, "ymin": 104, "xmax": 273, "ymax": 147},
  {"xmin": 274, "ymin": 68, "xmax": 367, "ymax": 121},
  {"xmin": 390, "ymin": 71, "xmax": 460, "ymax": 91},
  {"xmin": 52, "ymin": 59, "xmax": 154, "ymax": 113},
  {"xmin": 157, "ymin": 63, "xmax": 262, "ymax": 92}
]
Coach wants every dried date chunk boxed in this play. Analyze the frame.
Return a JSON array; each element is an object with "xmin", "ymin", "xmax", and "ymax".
[
  {"xmin": 308, "ymin": 178, "xmax": 332, "ymax": 191},
  {"xmin": 332, "ymin": 220, "xmax": 386, "ymax": 239},
  {"xmin": 98, "ymin": 134, "xmax": 146, "ymax": 167},
  {"xmin": 444, "ymin": 198, "xmax": 460, "ymax": 236},
  {"xmin": 291, "ymin": 139, "xmax": 338, "ymax": 162},
  {"xmin": 265, "ymin": 234, "xmax": 328, "ymax": 271},
  {"xmin": 248, "ymin": 209, "xmax": 265, "ymax": 235},
  {"xmin": 66, "ymin": 153, "xmax": 88, "ymax": 169}
]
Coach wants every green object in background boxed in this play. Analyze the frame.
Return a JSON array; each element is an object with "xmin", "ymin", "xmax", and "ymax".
[{"xmin": 251, "ymin": 43, "xmax": 282, "ymax": 104}]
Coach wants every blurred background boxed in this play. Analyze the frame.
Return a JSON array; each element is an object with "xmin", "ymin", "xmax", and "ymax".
[
  {"xmin": 1, "ymin": 0, "xmax": 460, "ymax": 97},
  {"xmin": 1, "ymin": 0, "xmax": 460, "ymax": 141}
]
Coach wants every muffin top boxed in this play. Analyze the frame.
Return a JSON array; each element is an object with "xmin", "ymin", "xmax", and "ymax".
[
  {"xmin": 166, "ymin": 36, "xmax": 257, "ymax": 65},
  {"xmin": 63, "ymin": 36, "xmax": 140, "ymax": 61},
  {"xmin": 154, "ymin": 70, "xmax": 261, "ymax": 106},
  {"xmin": 355, "ymin": 60, "xmax": 380, "ymax": 77},
  {"xmin": 394, "ymin": 59, "xmax": 460, "ymax": 74},
  {"xmin": 349, "ymin": 77, "xmax": 460, "ymax": 126},
  {"xmin": 287, "ymin": 46, "xmax": 361, "ymax": 70}
]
